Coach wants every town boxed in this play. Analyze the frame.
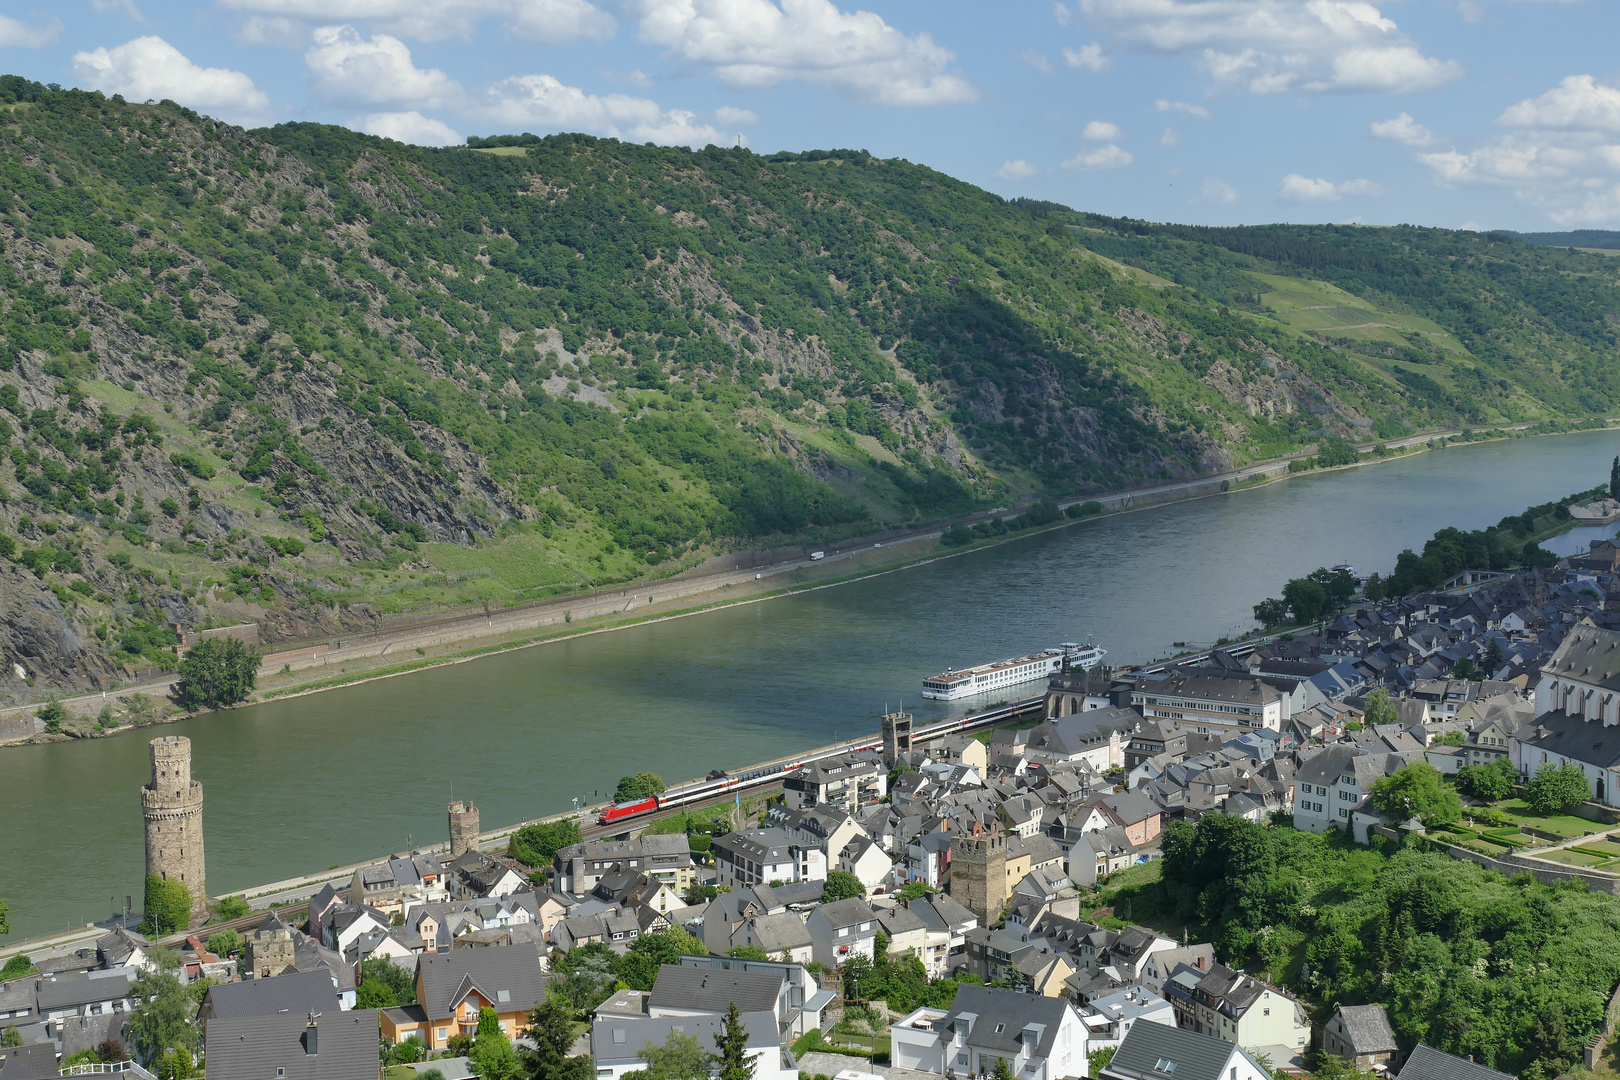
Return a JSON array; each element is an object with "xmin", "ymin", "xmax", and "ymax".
[{"xmin": 7, "ymin": 519, "xmax": 1620, "ymax": 1080}]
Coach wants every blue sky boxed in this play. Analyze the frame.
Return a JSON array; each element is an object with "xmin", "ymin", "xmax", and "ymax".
[{"xmin": 3, "ymin": 0, "xmax": 1618, "ymax": 229}]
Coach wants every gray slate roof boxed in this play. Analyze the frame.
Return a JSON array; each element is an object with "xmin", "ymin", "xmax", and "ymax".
[
  {"xmin": 1397, "ymin": 1045, "xmax": 1516, "ymax": 1080},
  {"xmin": 204, "ymin": 1009, "xmax": 380, "ymax": 1080},
  {"xmin": 1103, "ymin": 1015, "xmax": 1251, "ymax": 1080},
  {"xmin": 591, "ymin": 1010, "xmax": 777, "ymax": 1066},
  {"xmin": 417, "ymin": 943, "xmax": 545, "ymax": 1022},
  {"xmin": 648, "ymin": 964, "xmax": 781, "ymax": 1015},
  {"xmin": 1331, "ymin": 1004, "xmax": 1398, "ymax": 1055},
  {"xmin": 204, "ymin": 970, "xmax": 341, "ymax": 1021},
  {"xmin": 0, "ymin": 1044, "xmax": 58, "ymax": 1080},
  {"xmin": 940, "ymin": 984, "xmax": 1072, "ymax": 1060}
]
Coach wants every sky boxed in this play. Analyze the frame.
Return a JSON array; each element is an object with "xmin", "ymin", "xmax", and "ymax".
[{"xmin": 2, "ymin": 0, "xmax": 1619, "ymax": 230}]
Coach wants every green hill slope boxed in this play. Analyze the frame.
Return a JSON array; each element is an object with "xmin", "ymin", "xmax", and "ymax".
[{"xmin": 0, "ymin": 77, "xmax": 1616, "ymax": 700}]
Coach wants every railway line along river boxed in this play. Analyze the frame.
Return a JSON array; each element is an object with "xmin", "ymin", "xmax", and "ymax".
[{"xmin": 4, "ymin": 428, "xmax": 1619, "ymax": 940}]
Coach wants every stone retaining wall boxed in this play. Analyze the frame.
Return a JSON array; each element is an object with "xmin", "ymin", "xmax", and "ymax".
[{"xmin": 1436, "ymin": 840, "xmax": 1620, "ymax": 895}]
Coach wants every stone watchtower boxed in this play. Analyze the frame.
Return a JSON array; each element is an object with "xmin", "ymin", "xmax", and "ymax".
[
  {"xmin": 448, "ymin": 800, "xmax": 480, "ymax": 859},
  {"xmin": 949, "ymin": 819, "xmax": 1007, "ymax": 926},
  {"xmin": 881, "ymin": 710, "xmax": 913, "ymax": 770},
  {"xmin": 142, "ymin": 736, "xmax": 207, "ymax": 917}
]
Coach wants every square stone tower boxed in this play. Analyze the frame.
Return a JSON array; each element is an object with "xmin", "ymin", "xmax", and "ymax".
[
  {"xmin": 142, "ymin": 736, "xmax": 207, "ymax": 918},
  {"xmin": 949, "ymin": 819, "xmax": 1007, "ymax": 926},
  {"xmin": 881, "ymin": 710, "xmax": 913, "ymax": 769}
]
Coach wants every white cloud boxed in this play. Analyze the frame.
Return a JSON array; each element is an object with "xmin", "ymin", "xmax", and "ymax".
[
  {"xmin": 307, "ymin": 26, "xmax": 461, "ymax": 107},
  {"xmin": 1279, "ymin": 173, "xmax": 1386, "ymax": 201},
  {"xmin": 1021, "ymin": 50, "xmax": 1055, "ymax": 74},
  {"xmin": 91, "ymin": 0, "xmax": 146, "ymax": 22},
  {"xmin": 473, "ymin": 74, "xmax": 724, "ymax": 147},
  {"xmin": 716, "ymin": 105, "xmax": 758, "ymax": 125},
  {"xmin": 1456, "ymin": 0, "xmax": 1484, "ymax": 22},
  {"xmin": 1083, "ymin": 120, "xmax": 1122, "ymax": 140},
  {"xmin": 216, "ymin": 0, "xmax": 614, "ymax": 45},
  {"xmin": 1155, "ymin": 98, "xmax": 1210, "ymax": 118},
  {"xmin": 236, "ymin": 15, "xmax": 304, "ymax": 45},
  {"xmin": 1054, "ymin": 2, "xmax": 1075, "ymax": 24},
  {"xmin": 1499, "ymin": 74, "xmax": 1620, "ymax": 132},
  {"xmin": 1064, "ymin": 143, "xmax": 1134, "ymax": 169},
  {"xmin": 1202, "ymin": 177, "xmax": 1238, "ymax": 202},
  {"xmin": 72, "ymin": 36, "xmax": 270, "ymax": 123},
  {"xmin": 996, "ymin": 159, "xmax": 1040, "ymax": 179},
  {"xmin": 1079, "ymin": 0, "xmax": 1462, "ymax": 94},
  {"xmin": 1371, "ymin": 111, "xmax": 1433, "ymax": 147},
  {"xmin": 1159, "ymin": 127, "xmax": 1181, "ymax": 148},
  {"xmin": 1061, "ymin": 43, "xmax": 1110, "ymax": 71},
  {"xmin": 358, "ymin": 110, "xmax": 462, "ymax": 145},
  {"xmin": 633, "ymin": 0, "xmax": 976, "ymax": 106},
  {"xmin": 0, "ymin": 13, "xmax": 60, "ymax": 47},
  {"xmin": 1401, "ymin": 75, "xmax": 1620, "ymax": 224}
]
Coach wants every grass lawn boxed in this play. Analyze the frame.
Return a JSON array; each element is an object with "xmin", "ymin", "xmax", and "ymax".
[
  {"xmin": 1495, "ymin": 800, "xmax": 1604, "ymax": 838},
  {"xmin": 1578, "ymin": 839, "xmax": 1620, "ymax": 856},
  {"xmin": 1539, "ymin": 849, "xmax": 1606, "ymax": 866}
]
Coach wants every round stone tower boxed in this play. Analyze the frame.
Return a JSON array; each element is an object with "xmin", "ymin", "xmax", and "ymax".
[
  {"xmin": 448, "ymin": 800, "xmax": 480, "ymax": 860},
  {"xmin": 142, "ymin": 736, "xmax": 207, "ymax": 917}
]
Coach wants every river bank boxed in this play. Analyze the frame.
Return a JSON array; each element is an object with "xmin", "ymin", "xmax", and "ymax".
[
  {"xmin": 4, "ymin": 417, "xmax": 1609, "ymax": 748},
  {"xmin": 5, "ymin": 424, "xmax": 1617, "ymax": 940}
]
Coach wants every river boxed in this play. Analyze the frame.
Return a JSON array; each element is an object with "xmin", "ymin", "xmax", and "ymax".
[{"xmin": 3, "ymin": 429, "xmax": 1617, "ymax": 940}]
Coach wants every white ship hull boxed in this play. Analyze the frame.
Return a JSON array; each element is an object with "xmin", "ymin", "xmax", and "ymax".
[{"xmin": 921, "ymin": 643, "xmax": 1106, "ymax": 700}]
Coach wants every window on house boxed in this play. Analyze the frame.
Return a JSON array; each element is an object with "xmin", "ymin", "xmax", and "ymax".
[
  {"xmin": 995, "ymin": 1024, "xmax": 1006, "ymax": 1034},
  {"xmin": 1154, "ymin": 1059, "xmax": 1177, "ymax": 1074}
]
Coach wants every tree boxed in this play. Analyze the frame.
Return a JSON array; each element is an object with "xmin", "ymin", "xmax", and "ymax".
[
  {"xmin": 1088, "ymin": 1047, "xmax": 1116, "ymax": 1078},
  {"xmin": 175, "ymin": 637, "xmax": 261, "ymax": 710},
  {"xmin": 839, "ymin": 951, "xmax": 873, "ymax": 1001},
  {"xmin": 614, "ymin": 772, "xmax": 667, "ymax": 802},
  {"xmin": 1308, "ymin": 566, "xmax": 1357, "ymax": 608},
  {"xmin": 991, "ymin": 1057, "xmax": 1015, "ymax": 1080},
  {"xmin": 211, "ymin": 895, "xmax": 251, "ymax": 920},
  {"xmin": 1451, "ymin": 657, "xmax": 1479, "ymax": 681},
  {"xmin": 508, "ymin": 820, "xmax": 582, "ymax": 868},
  {"xmin": 822, "ymin": 870, "xmax": 865, "ymax": 902},
  {"xmin": 356, "ymin": 979, "xmax": 398, "ymax": 1009},
  {"xmin": 619, "ymin": 930, "xmax": 687, "ymax": 991},
  {"xmin": 125, "ymin": 967, "xmax": 197, "ymax": 1065},
  {"xmin": 550, "ymin": 943, "xmax": 618, "ymax": 1014},
  {"xmin": 1309, "ymin": 1055, "xmax": 1378, "ymax": 1080},
  {"xmin": 1481, "ymin": 639, "xmax": 1505, "ymax": 678},
  {"xmin": 1, "ymin": 1027, "xmax": 20, "ymax": 1048},
  {"xmin": 1610, "ymin": 455, "xmax": 1619, "ymax": 501},
  {"xmin": 896, "ymin": 880, "xmax": 933, "ymax": 902},
  {"xmin": 205, "ymin": 929, "xmax": 242, "ymax": 956},
  {"xmin": 1362, "ymin": 572, "xmax": 1386, "ymax": 602},
  {"xmin": 1370, "ymin": 763, "xmax": 1461, "ymax": 825},
  {"xmin": 1526, "ymin": 761, "xmax": 1591, "ymax": 815},
  {"xmin": 0, "ymin": 898, "xmax": 8, "ymax": 936},
  {"xmin": 726, "ymin": 944, "xmax": 769, "ymax": 961},
  {"xmin": 473, "ymin": 1007, "xmax": 521, "ymax": 1080},
  {"xmin": 361, "ymin": 955, "xmax": 416, "ymax": 1006},
  {"xmin": 1, "ymin": 956, "xmax": 33, "ymax": 980},
  {"xmin": 142, "ymin": 874, "xmax": 192, "ymax": 935},
  {"xmin": 1457, "ymin": 758, "xmax": 1517, "ymax": 801},
  {"xmin": 36, "ymin": 698, "xmax": 65, "ymax": 734},
  {"xmin": 1252, "ymin": 597, "xmax": 1289, "ymax": 628},
  {"xmin": 520, "ymin": 996, "xmax": 593, "ymax": 1080},
  {"xmin": 626, "ymin": 1029, "xmax": 713, "ymax": 1080},
  {"xmin": 1435, "ymin": 730, "xmax": 1466, "ymax": 746},
  {"xmin": 1362, "ymin": 688, "xmax": 1399, "ymax": 728},
  {"xmin": 1282, "ymin": 578, "xmax": 1329, "ymax": 624},
  {"xmin": 713, "ymin": 1002, "xmax": 756, "ymax": 1080}
]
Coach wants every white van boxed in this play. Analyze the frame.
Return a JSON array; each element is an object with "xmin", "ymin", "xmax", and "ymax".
[{"xmin": 810, "ymin": 551, "xmax": 826, "ymax": 561}]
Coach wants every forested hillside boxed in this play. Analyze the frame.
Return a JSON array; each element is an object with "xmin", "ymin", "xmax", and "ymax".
[{"xmin": 0, "ymin": 76, "xmax": 1617, "ymax": 700}]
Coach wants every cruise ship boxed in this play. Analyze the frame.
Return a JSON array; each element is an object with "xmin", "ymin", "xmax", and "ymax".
[{"xmin": 921, "ymin": 642, "xmax": 1107, "ymax": 701}]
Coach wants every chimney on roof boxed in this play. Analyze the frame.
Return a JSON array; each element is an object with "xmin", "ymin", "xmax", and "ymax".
[{"xmin": 305, "ymin": 1013, "xmax": 321, "ymax": 1056}]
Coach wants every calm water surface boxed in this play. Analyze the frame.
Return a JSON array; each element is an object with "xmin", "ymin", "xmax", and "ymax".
[{"xmin": 2, "ymin": 430, "xmax": 1616, "ymax": 938}]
